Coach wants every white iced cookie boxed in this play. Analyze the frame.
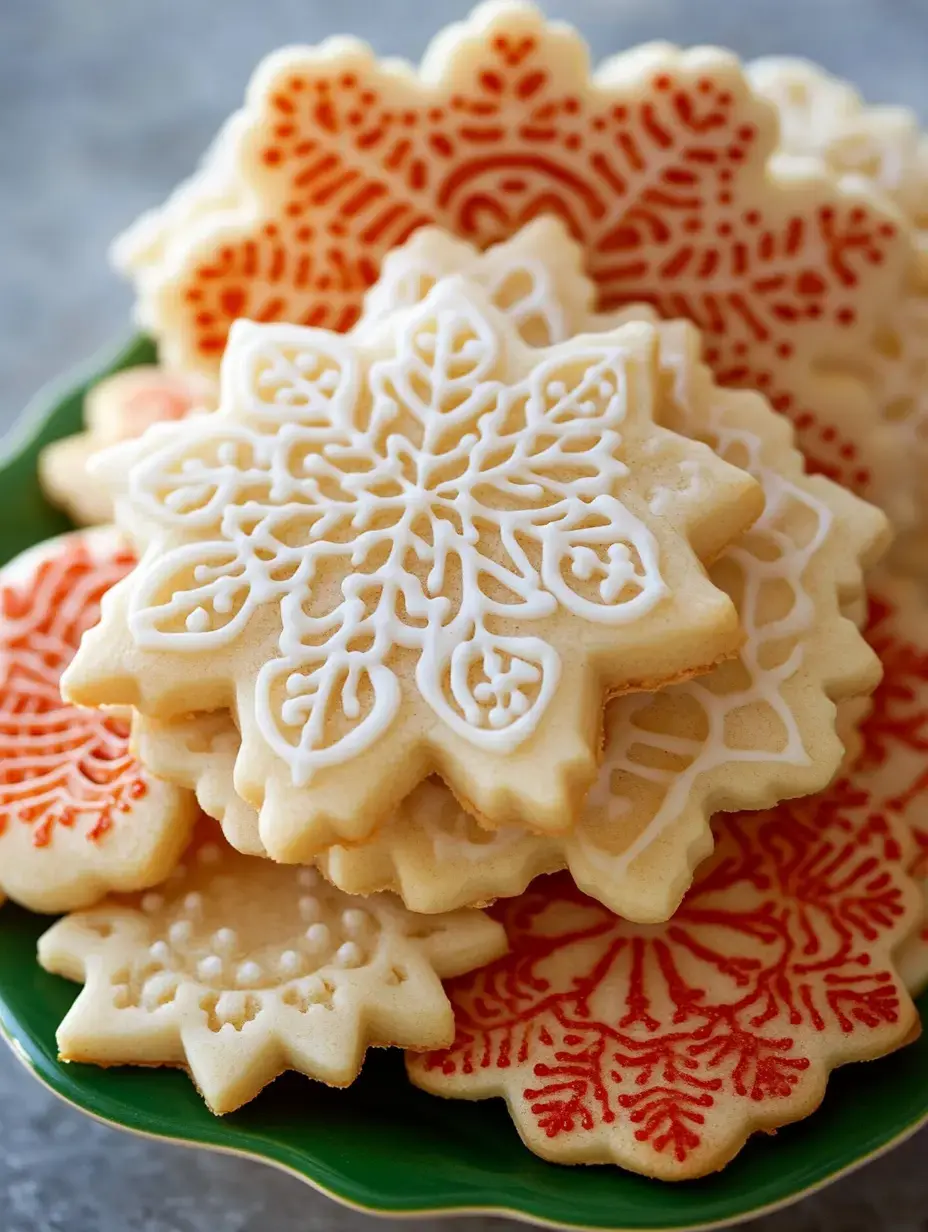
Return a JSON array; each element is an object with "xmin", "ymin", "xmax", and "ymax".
[
  {"xmin": 63, "ymin": 275, "xmax": 763, "ymax": 856},
  {"xmin": 131, "ymin": 222, "xmax": 891, "ymax": 923},
  {"xmin": 38, "ymin": 828, "xmax": 507, "ymax": 1114}
]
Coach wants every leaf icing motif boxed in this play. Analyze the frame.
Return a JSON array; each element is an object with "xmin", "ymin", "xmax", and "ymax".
[{"xmin": 120, "ymin": 283, "xmax": 685, "ymax": 780}]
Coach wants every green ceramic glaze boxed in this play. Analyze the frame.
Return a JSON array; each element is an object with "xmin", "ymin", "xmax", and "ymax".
[{"xmin": 0, "ymin": 337, "xmax": 926, "ymax": 1231}]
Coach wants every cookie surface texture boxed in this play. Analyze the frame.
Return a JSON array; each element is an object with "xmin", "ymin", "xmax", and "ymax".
[
  {"xmin": 38, "ymin": 829, "xmax": 507, "ymax": 1114},
  {"xmin": 0, "ymin": 531, "xmax": 196, "ymax": 912}
]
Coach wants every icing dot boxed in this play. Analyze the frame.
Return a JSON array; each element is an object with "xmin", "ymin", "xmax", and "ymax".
[
  {"xmin": 546, "ymin": 380, "xmax": 567, "ymax": 400},
  {"xmin": 299, "ymin": 895, "xmax": 321, "ymax": 922},
  {"xmin": 297, "ymin": 868, "xmax": 319, "ymax": 888},
  {"xmin": 168, "ymin": 864, "xmax": 187, "ymax": 882},
  {"xmin": 336, "ymin": 942, "xmax": 362, "ymax": 968},
  {"xmin": 341, "ymin": 909, "xmax": 368, "ymax": 934},
  {"xmin": 278, "ymin": 950, "xmax": 302, "ymax": 976},
  {"xmin": 212, "ymin": 928, "xmax": 237, "ymax": 951},
  {"xmin": 141, "ymin": 893, "xmax": 164, "ymax": 914},
  {"xmin": 183, "ymin": 892, "xmax": 204, "ymax": 915},
  {"xmin": 197, "ymin": 843, "xmax": 221, "ymax": 865},
  {"xmin": 185, "ymin": 608, "xmax": 211, "ymax": 633},
  {"xmin": 236, "ymin": 961, "xmax": 263, "ymax": 985},
  {"xmin": 197, "ymin": 955, "xmax": 223, "ymax": 981},
  {"xmin": 148, "ymin": 940, "xmax": 170, "ymax": 962},
  {"xmin": 305, "ymin": 923, "xmax": 331, "ymax": 949},
  {"xmin": 168, "ymin": 920, "xmax": 192, "ymax": 945}
]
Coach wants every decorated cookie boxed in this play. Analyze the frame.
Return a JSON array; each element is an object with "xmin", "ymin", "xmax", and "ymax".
[
  {"xmin": 847, "ymin": 573, "xmax": 928, "ymax": 997},
  {"xmin": 126, "ymin": 223, "xmax": 890, "ymax": 921},
  {"xmin": 114, "ymin": 2, "xmax": 911, "ymax": 506},
  {"xmin": 38, "ymin": 826, "xmax": 507, "ymax": 1114},
  {"xmin": 749, "ymin": 57, "xmax": 928, "ymax": 563},
  {"xmin": 408, "ymin": 787, "xmax": 922, "ymax": 1180},
  {"xmin": 63, "ymin": 274, "xmax": 765, "ymax": 857},
  {"xmin": 0, "ymin": 531, "xmax": 197, "ymax": 912},
  {"xmin": 39, "ymin": 366, "xmax": 213, "ymax": 526}
]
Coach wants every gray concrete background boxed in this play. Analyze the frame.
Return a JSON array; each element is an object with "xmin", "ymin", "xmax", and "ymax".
[{"xmin": 1, "ymin": 0, "xmax": 926, "ymax": 1228}]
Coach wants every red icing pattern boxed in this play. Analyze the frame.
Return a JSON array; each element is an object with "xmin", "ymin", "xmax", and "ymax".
[
  {"xmin": 415, "ymin": 615, "xmax": 923, "ymax": 1169},
  {"xmin": 856, "ymin": 588, "xmax": 928, "ymax": 944},
  {"xmin": 0, "ymin": 541, "xmax": 146, "ymax": 847},
  {"xmin": 163, "ymin": 24, "xmax": 904, "ymax": 495}
]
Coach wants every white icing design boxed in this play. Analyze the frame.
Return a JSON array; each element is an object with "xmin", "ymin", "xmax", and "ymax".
[
  {"xmin": 122, "ymin": 281, "xmax": 671, "ymax": 782},
  {"xmin": 169, "ymin": 920, "xmax": 192, "ymax": 945},
  {"xmin": 236, "ymin": 960, "xmax": 263, "ymax": 985},
  {"xmin": 141, "ymin": 893, "xmax": 164, "ymax": 914},
  {"xmin": 577, "ymin": 421, "xmax": 832, "ymax": 875}
]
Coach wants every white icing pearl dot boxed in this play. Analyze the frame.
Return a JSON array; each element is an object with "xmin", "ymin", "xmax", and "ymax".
[
  {"xmin": 185, "ymin": 608, "xmax": 211, "ymax": 633},
  {"xmin": 212, "ymin": 928, "xmax": 237, "ymax": 951},
  {"xmin": 168, "ymin": 921, "xmax": 192, "ymax": 946},
  {"xmin": 197, "ymin": 955, "xmax": 223, "ymax": 981},
  {"xmin": 236, "ymin": 961, "xmax": 263, "ymax": 985},
  {"xmin": 141, "ymin": 972, "xmax": 176, "ymax": 1009},
  {"xmin": 148, "ymin": 940, "xmax": 170, "ymax": 962},
  {"xmin": 299, "ymin": 895, "xmax": 321, "ymax": 922},
  {"xmin": 297, "ymin": 868, "xmax": 319, "ymax": 888},
  {"xmin": 183, "ymin": 892, "xmax": 203, "ymax": 914},
  {"xmin": 341, "ymin": 909, "xmax": 368, "ymax": 934},
  {"xmin": 197, "ymin": 843, "xmax": 221, "ymax": 865},
  {"xmin": 335, "ymin": 942, "xmax": 362, "ymax": 968},
  {"xmin": 278, "ymin": 950, "xmax": 302, "ymax": 976},
  {"xmin": 305, "ymin": 923, "xmax": 330, "ymax": 949},
  {"xmin": 141, "ymin": 893, "xmax": 164, "ymax": 915}
]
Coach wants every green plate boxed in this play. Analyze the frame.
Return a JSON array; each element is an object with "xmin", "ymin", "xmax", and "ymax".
[{"xmin": 1, "ymin": 336, "xmax": 927, "ymax": 1231}]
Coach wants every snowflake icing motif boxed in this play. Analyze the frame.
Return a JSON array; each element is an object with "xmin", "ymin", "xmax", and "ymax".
[
  {"xmin": 0, "ymin": 531, "xmax": 196, "ymax": 913},
  {"xmin": 70, "ymin": 277, "xmax": 761, "ymax": 851},
  {"xmin": 115, "ymin": 2, "xmax": 910, "ymax": 504},
  {"xmin": 38, "ymin": 828, "xmax": 506, "ymax": 1114},
  {"xmin": 123, "ymin": 224, "xmax": 888, "ymax": 921},
  {"xmin": 409, "ymin": 774, "xmax": 922, "ymax": 1179}
]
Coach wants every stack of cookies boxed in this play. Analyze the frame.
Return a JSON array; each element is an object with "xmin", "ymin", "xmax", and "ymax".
[{"xmin": 3, "ymin": 1, "xmax": 927, "ymax": 1181}]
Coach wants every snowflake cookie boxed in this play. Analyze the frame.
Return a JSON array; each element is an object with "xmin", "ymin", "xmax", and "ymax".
[
  {"xmin": 128, "ymin": 221, "xmax": 889, "ymax": 921},
  {"xmin": 39, "ymin": 367, "xmax": 214, "ymax": 527},
  {"xmin": 846, "ymin": 572, "xmax": 928, "ymax": 998},
  {"xmin": 0, "ymin": 531, "xmax": 197, "ymax": 912},
  {"xmin": 63, "ymin": 275, "xmax": 764, "ymax": 854},
  {"xmin": 408, "ymin": 786, "xmax": 922, "ymax": 1180},
  {"xmin": 113, "ymin": 1, "xmax": 912, "ymax": 505},
  {"xmin": 38, "ymin": 827, "xmax": 507, "ymax": 1114},
  {"xmin": 749, "ymin": 57, "xmax": 928, "ymax": 562}
]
